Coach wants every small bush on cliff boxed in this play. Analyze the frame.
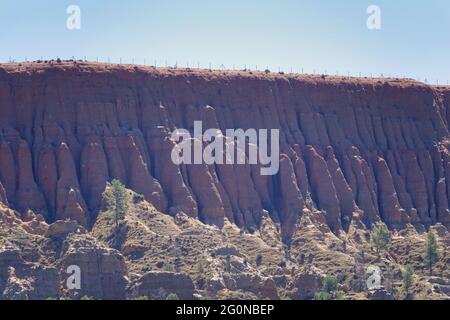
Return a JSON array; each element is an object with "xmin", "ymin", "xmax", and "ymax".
[
  {"xmin": 166, "ymin": 293, "xmax": 179, "ymax": 300},
  {"xmin": 255, "ymin": 254, "xmax": 263, "ymax": 266},
  {"xmin": 102, "ymin": 179, "xmax": 130, "ymax": 229},
  {"xmin": 314, "ymin": 276, "xmax": 343, "ymax": 300},
  {"xmin": 132, "ymin": 193, "xmax": 145, "ymax": 204},
  {"xmin": 370, "ymin": 223, "xmax": 391, "ymax": 255},
  {"xmin": 322, "ymin": 275, "xmax": 338, "ymax": 293},
  {"xmin": 424, "ymin": 230, "xmax": 439, "ymax": 276},
  {"xmin": 195, "ymin": 259, "xmax": 208, "ymax": 274},
  {"xmin": 314, "ymin": 291, "xmax": 332, "ymax": 300},
  {"xmin": 164, "ymin": 263, "xmax": 176, "ymax": 272},
  {"xmin": 402, "ymin": 265, "xmax": 414, "ymax": 293},
  {"xmin": 130, "ymin": 296, "xmax": 149, "ymax": 300}
]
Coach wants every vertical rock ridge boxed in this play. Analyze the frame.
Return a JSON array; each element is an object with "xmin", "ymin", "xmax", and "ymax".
[{"xmin": 0, "ymin": 63, "xmax": 448, "ymax": 235}]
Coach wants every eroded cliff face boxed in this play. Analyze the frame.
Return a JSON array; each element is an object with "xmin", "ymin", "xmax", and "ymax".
[{"xmin": 0, "ymin": 62, "xmax": 449, "ymax": 242}]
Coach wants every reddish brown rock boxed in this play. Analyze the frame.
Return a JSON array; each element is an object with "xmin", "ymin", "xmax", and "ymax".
[
  {"xmin": 37, "ymin": 144, "xmax": 58, "ymax": 220},
  {"xmin": 103, "ymin": 133, "xmax": 127, "ymax": 183},
  {"xmin": 186, "ymin": 161, "xmax": 227, "ymax": 227},
  {"xmin": 304, "ymin": 146, "xmax": 341, "ymax": 233},
  {"xmin": 347, "ymin": 147, "xmax": 379, "ymax": 226},
  {"xmin": 0, "ymin": 141, "xmax": 16, "ymax": 204},
  {"xmin": 131, "ymin": 271, "xmax": 195, "ymax": 300},
  {"xmin": 404, "ymin": 150, "xmax": 431, "ymax": 225},
  {"xmin": 56, "ymin": 143, "xmax": 89, "ymax": 227},
  {"xmin": 0, "ymin": 62, "xmax": 449, "ymax": 236},
  {"xmin": 147, "ymin": 127, "xmax": 198, "ymax": 218},
  {"xmin": 118, "ymin": 134, "xmax": 167, "ymax": 212},
  {"xmin": 372, "ymin": 157, "xmax": 409, "ymax": 227},
  {"xmin": 232, "ymin": 273, "xmax": 279, "ymax": 300},
  {"xmin": 0, "ymin": 182, "xmax": 8, "ymax": 206},
  {"xmin": 276, "ymin": 154, "xmax": 304, "ymax": 240},
  {"xmin": 288, "ymin": 268, "xmax": 325, "ymax": 300},
  {"xmin": 325, "ymin": 146, "xmax": 356, "ymax": 226},
  {"xmin": 292, "ymin": 145, "xmax": 310, "ymax": 200},
  {"xmin": 59, "ymin": 236, "xmax": 128, "ymax": 300},
  {"xmin": 0, "ymin": 247, "xmax": 60, "ymax": 300},
  {"xmin": 80, "ymin": 136, "xmax": 109, "ymax": 214},
  {"xmin": 216, "ymin": 141, "xmax": 263, "ymax": 228},
  {"xmin": 15, "ymin": 140, "xmax": 47, "ymax": 216}
]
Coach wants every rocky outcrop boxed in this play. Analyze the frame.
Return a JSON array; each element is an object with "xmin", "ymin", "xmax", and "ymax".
[
  {"xmin": 0, "ymin": 247, "xmax": 60, "ymax": 300},
  {"xmin": 304, "ymin": 146, "xmax": 341, "ymax": 233},
  {"xmin": 55, "ymin": 143, "xmax": 89, "ymax": 227},
  {"xmin": 130, "ymin": 271, "xmax": 195, "ymax": 300},
  {"xmin": 0, "ymin": 142, "xmax": 16, "ymax": 205},
  {"xmin": 231, "ymin": 273, "xmax": 279, "ymax": 300},
  {"xmin": 59, "ymin": 235, "xmax": 128, "ymax": 300},
  {"xmin": 0, "ymin": 182, "xmax": 8, "ymax": 206},
  {"xmin": 288, "ymin": 268, "xmax": 325, "ymax": 300},
  {"xmin": 147, "ymin": 127, "xmax": 198, "ymax": 217},
  {"xmin": 0, "ymin": 62, "xmax": 449, "ymax": 238},
  {"xmin": 1, "ymin": 175, "xmax": 449, "ymax": 300},
  {"xmin": 45, "ymin": 220, "xmax": 86, "ymax": 239},
  {"xmin": 15, "ymin": 140, "xmax": 47, "ymax": 217}
]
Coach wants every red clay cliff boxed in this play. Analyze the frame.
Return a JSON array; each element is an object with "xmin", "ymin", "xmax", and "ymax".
[{"xmin": 0, "ymin": 61, "xmax": 449, "ymax": 241}]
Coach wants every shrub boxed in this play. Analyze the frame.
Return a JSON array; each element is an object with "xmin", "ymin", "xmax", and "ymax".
[
  {"xmin": 132, "ymin": 193, "xmax": 145, "ymax": 204},
  {"xmin": 195, "ymin": 259, "xmax": 208, "ymax": 274},
  {"xmin": 255, "ymin": 254, "xmax": 263, "ymax": 266},
  {"xmin": 314, "ymin": 291, "xmax": 332, "ymax": 300},
  {"xmin": 322, "ymin": 276, "xmax": 338, "ymax": 293},
  {"xmin": 164, "ymin": 263, "xmax": 176, "ymax": 272},
  {"xmin": 166, "ymin": 293, "xmax": 179, "ymax": 300},
  {"xmin": 315, "ymin": 276, "xmax": 343, "ymax": 300}
]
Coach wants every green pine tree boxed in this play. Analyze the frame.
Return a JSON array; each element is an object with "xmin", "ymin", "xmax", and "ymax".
[
  {"xmin": 402, "ymin": 265, "xmax": 414, "ymax": 294},
  {"xmin": 370, "ymin": 223, "xmax": 391, "ymax": 255},
  {"xmin": 424, "ymin": 230, "xmax": 439, "ymax": 276},
  {"xmin": 102, "ymin": 179, "xmax": 130, "ymax": 229}
]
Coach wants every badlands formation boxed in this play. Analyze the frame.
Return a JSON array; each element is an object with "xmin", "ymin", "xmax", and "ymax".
[{"xmin": 0, "ymin": 61, "xmax": 449, "ymax": 300}]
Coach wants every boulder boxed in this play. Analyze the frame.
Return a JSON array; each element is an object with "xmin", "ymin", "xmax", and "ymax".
[
  {"xmin": 289, "ymin": 268, "xmax": 325, "ymax": 300},
  {"xmin": 131, "ymin": 271, "xmax": 195, "ymax": 300}
]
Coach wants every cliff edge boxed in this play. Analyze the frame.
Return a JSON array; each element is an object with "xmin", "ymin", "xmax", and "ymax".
[{"xmin": 0, "ymin": 61, "xmax": 449, "ymax": 239}]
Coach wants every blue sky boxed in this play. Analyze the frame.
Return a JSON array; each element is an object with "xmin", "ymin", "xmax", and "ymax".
[{"xmin": 0, "ymin": 0, "xmax": 449, "ymax": 83}]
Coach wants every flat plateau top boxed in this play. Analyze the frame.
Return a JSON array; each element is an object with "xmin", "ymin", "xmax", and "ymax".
[{"xmin": 0, "ymin": 60, "xmax": 448, "ymax": 91}]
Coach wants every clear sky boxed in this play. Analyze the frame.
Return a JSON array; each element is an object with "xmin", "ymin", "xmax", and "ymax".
[{"xmin": 0, "ymin": 0, "xmax": 449, "ymax": 83}]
